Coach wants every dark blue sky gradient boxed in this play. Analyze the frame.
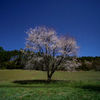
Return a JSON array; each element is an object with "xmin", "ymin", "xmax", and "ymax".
[{"xmin": 0, "ymin": 0, "xmax": 100, "ymax": 56}]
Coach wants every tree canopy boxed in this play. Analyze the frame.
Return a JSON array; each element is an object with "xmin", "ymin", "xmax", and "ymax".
[{"xmin": 23, "ymin": 26, "xmax": 79, "ymax": 81}]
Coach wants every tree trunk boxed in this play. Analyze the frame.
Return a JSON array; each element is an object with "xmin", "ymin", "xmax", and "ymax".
[
  {"xmin": 47, "ymin": 69, "xmax": 52, "ymax": 82},
  {"xmin": 47, "ymin": 76, "xmax": 51, "ymax": 82},
  {"xmin": 47, "ymin": 70, "xmax": 55, "ymax": 82}
]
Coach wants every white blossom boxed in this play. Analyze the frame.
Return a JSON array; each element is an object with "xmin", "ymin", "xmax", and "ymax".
[{"xmin": 23, "ymin": 26, "xmax": 79, "ymax": 81}]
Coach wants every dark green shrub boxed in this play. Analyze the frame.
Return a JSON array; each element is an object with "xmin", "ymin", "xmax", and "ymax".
[{"xmin": 93, "ymin": 59, "xmax": 100, "ymax": 71}]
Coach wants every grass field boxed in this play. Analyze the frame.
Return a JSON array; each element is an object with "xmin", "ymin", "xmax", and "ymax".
[{"xmin": 0, "ymin": 70, "xmax": 100, "ymax": 100}]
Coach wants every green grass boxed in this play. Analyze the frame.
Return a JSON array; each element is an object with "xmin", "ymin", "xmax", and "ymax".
[
  {"xmin": 0, "ymin": 70, "xmax": 100, "ymax": 81},
  {"xmin": 0, "ymin": 70, "xmax": 100, "ymax": 100}
]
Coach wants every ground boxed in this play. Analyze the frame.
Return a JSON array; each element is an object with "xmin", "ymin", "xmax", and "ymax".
[{"xmin": 0, "ymin": 70, "xmax": 100, "ymax": 100}]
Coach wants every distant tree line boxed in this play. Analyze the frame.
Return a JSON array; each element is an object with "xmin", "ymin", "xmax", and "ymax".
[
  {"xmin": 77, "ymin": 56, "xmax": 100, "ymax": 71},
  {"xmin": 0, "ymin": 46, "xmax": 100, "ymax": 71},
  {"xmin": 0, "ymin": 47, "xmax": 24, "ymax": 69}
]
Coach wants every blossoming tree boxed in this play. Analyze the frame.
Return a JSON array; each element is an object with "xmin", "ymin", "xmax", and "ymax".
[{"xmin": 23, "ymin": 26, "xmax": 79, "ymax": 81}]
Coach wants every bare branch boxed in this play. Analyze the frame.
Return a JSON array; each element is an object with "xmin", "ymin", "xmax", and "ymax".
[{"xmin": 24, "ymin": 26, "xmax": 79, "ymax": 81}]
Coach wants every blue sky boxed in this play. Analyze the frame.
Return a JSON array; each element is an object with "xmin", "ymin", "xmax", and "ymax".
[{"xmin": 0, "ymin": 0, "xmax": 100, "ymax": 57}]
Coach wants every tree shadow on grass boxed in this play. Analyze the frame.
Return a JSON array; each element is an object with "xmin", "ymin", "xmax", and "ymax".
[
  {"xmin": 79, "ymin": 85, "xmax": 100, "ymax": 92},
  {"xmin": 13, "ymin": 79, "xmax": 70, "ymax": 84},
  {"xmin": 0, "ymin": 80, "xmax": 71, "ymax": 88},
  {"xmin": 13, "ymin": 80, "xmax": 48, "ymax": 84},
  {"xmin": 13, "ymin": 80, "xmax": 100, "ymax": 92},
  {"xmin": 1, "ymin": 80, "xmax": 100, "ymax": 92}
]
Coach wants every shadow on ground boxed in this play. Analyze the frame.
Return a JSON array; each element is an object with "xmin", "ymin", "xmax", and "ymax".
[
  {"xmin": 80, "ymin": 85, "xmax": 100, "ymax": 92},
  {"xmin": 0, "ymin": 80, "xmax": 100, "ymax": 92},
  {"xmin": 13, "ymin": 79, "xmax": 69, "ymax": 84},
  {"xmin": 0, "ymin": 80, "xmax": 70, "ymax": 88},
  {"xmin": 13, "ymin": 80, "xmax": 100, "ymax": 92}
]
